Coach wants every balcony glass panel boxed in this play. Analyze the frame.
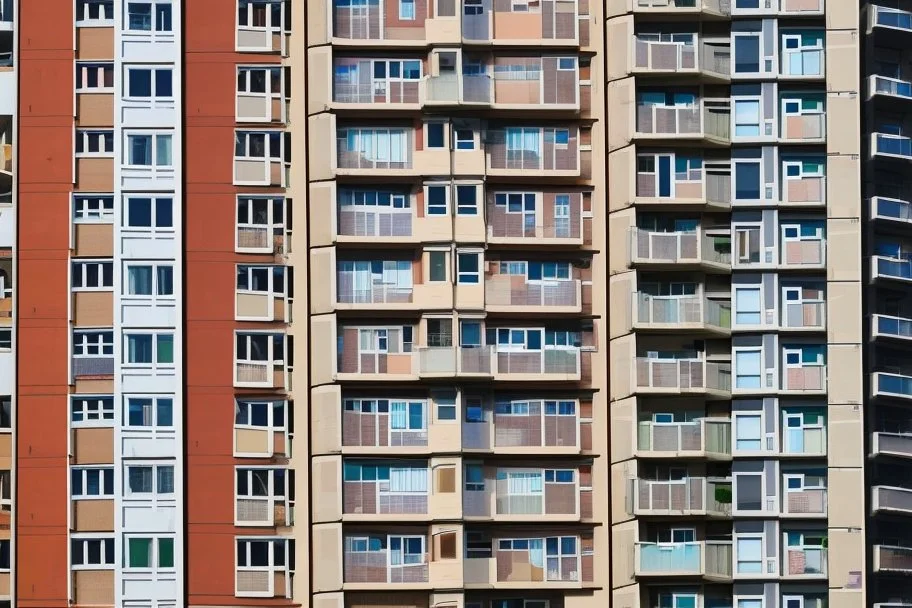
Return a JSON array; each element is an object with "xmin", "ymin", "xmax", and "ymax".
[
  {"xmin": 877, "ymin": 372, "xmax": 912, "ymax": 397},
  {"xmin": 875, "ymin": 6, "xmax": 912, "ymax": 31},
  {"xmin": 875, "ymin": 314, "xmax": 912, "ymax": 339},
  {"xmin": 874, "ymin": 196, "xmax": 912, "ymax": 222},
  {"xmin": 876, "ymin": 545, "xmax": 912, "ymax": 572},
  {"xmin": 876, "ymin": 134, "xmax": 912, "ymax": 157},
  {"xmin": 872, "ymin": 75, "xmax": 912, "ymax": 99}
]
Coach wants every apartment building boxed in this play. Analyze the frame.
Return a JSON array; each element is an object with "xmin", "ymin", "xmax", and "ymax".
[{"xmin": 606, "ymin": 3, "xmax": 866, "ymax": 608}]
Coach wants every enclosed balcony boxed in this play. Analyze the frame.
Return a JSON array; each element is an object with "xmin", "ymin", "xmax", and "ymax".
[
  {"xmin": 0, "ymin": 116, "xmax": 11, "ymax": 205},
  {"xmin": 873, "ymin": 133, "xmax": 912, "ymax": 161},
  {"xmin": 635, "ymin": 152, "xmax": 731, "ymax": 210},
  {"xmin": 873, "ymin": 314, "xmax": 912, "ymax": 342},
  {"xmin": 462, "ymin": 465, "xmax": 588, "ymax": 521},
  {"xmin": 874, "ymin": 545, "xmax": 912, "ymax": 574},
  {"xmin": 632, "ymin": 35, "xmax": 730, "ymax": 81},
  {"xmin": 635, "ymin": 356, "xmax": 732, "ymax": 398},
  {"xmin": 461, "ymin": 0, "xmax": 584, "ymax": 46},
  {"xmin": 874, "ymin": 485, "xmax": 912, "ymax": 517},
  {"xmin": 633, "ymin": 0, "xmax": 730, "ymax": 17},
  {"xmin": 234, "ymin": 332, "xmax": 287, "ymax": 390},
  {"xmin": 629, "ymin": 477, "xmax": 732, "ymax": 517},
  {"xmin": 236, "ymin": 265, "xmax": 287, "ymax": 322},
  {"xmin": 874, "ymin": 371, "xmax": 912, "ymax": 401},
  {"xmin": 335, "ymin": 258, "xmax": 438, "ymax": 310},
  {"xmin": 637, "ymin": 418, "xmax": 731, "ymax": 460},
  {"xmin": 629, "ymin": 227, "xmax": 731, "ymax": 272},
  {"xmin": 343, "ymin": 461, "xmax": 429, "ymax": 518},
  {"xmin": 486, "ymin": 190, "xmax": 585, "ymax": 245},
  {"xmin": 337, "ymin": 325, "xmax": 416, "ymax": 380},
  {"xmin": 336, "ymin": 127, "xmax": 416, "ymax": 174},
  {"xmin": 484, "ymin": 56, "xmax": 581, "ymax": 109},
  {"xmin": 237, "ymin": 196, "xmax": 286, "ymax": 254},
  {"xmin": 872, "ymin": 196, "xmax": 912, "ymax": 227},
  {"xmin": 872, "ymin": 431, "xmax": 912, "ymax": 460},
  {"xmin": 635, "ymin": 94, "xmax": 730, "ymax": 145},
  {"xmin": 485, "ymin": 261, "xmax": 582, "ymax": 313},
  {"xmin": 871, "ymin": 6, "xmax": 912, "ymax": 42},
  {"xmin": 424, "ymin": 73, "xmax": 493, "ymax": 105},
  {"xmin": 631, "ymin": 293, "xmax": 731, "ymax": 335},
  {"xmin": 343, "ymin": 532, "xmax": 429, "ymax": 586},
  {"xmin": 463, "ymin": 533, "xmax": 594, "ymax": 587},
  {"xmin": 872, "ymin": 249, "xmax": 912, "ymax": 284},
  {"xmin": 486, "ymin": 126, "xmax": 585, "ymax": 177},
  {"xmin": 779, "ymin": 0, "xmax": 824, "ymax": 14},
  {"xmin": 461, "ymin": 399, "xmax": 589, "ymax": 453},
  {"xmin": 416, "ymin": 345, "xmax": 492, "ymax": 378},
  {"xmin": 869, "ymin": 75, "xmax": 912, "ymax": 102},
  {"xmin": 333, "ymin": 58, "xmax": 422, "ymax": 108},
  {"xmin": 781, "ymin": 544, "xmax": 827, "ymax": 578},
  {"xmin": 634, "ymin": 541, "xmax": 732, "ymax": 581},
  {"xmin": 235, "ymin": 468, "xmax": 291, "ymax": 527},
  {"xmin": 781, "ymin": 473, "xmax": 827, "ymax": 517}
]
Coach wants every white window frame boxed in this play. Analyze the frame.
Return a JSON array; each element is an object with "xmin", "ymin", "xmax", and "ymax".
[
  {"xmin": 76, "ymin": 0, "xmax": 115, "ymax": 25},
  {"xmin": 735, "ymin": 533, "xmax": 765, "ymax": 575},
  {"xmin": 123, "ymin": 535, "xmax": 176, "ymax": 572},
  {"xmin": 123, "ymin": 261, "xmax": 175, "ymax": 301},
  {"xmin": 123, "ymin": 395, "xmax": 175, "ymax": 429},
  {"xmin": 455, "ymin": 183, "xmax": 480, "ymax": 216},
  {"xmin": 73, "ymin": 330, "xmax": 115, "ymax": 358},
  {"xmin": 76, "ymin": 62, "xmax": 115, "ymax": 92},
  {"xmin": 235, "ymin": 130, "xmax": 283, "ymax": 160},
  {"xmin": 122, "ymin": 331, "xmax": 176, "ymax": 370},
  {"xmin": 237, "ymin": 65, "xmax": 285, "ymax": 122},
  {"xmin": 235, "ymin": 536, "xmax": 293, "ymax": 598},
  {"xmin": 71, "ymin": 395, "xmax": 115, "ymax": 427},
  {"xmin": 122, "ymin": 194, "xmax": 175, "ymax": 235},
  {"xmin": 70, "ymin": 535, "xmax": 115, "ymax": 570},
  {"xmin": 73, "ymin": 194, "xmax": 115, "ymax": 223},
  {"xmin": 72, "ymin": 259, "xmax": 114, "ymax": 291},
  {"xmin": 75, "ymin": 130, "xmax": 114, "ymax": 158},
  {"xmin": 236, "ymin": 0, "xmax": 286, "ymax": 54},
  {"xmin": 124, "ymin": 1, "xmax": 175, "ymax": 35},
  {"xmin": 123, "ymin": 462, "xmax": 176, "ymax": 499},
  {"xmin": 424, "ymin": 183, "xmax": 450, "ymax": 216},
  {"xmin": 234, "ymin": 466, "xmax": 289, "ymax": 526},
  {"xmin": 236, "ymin": 195, "xmax": 286, "ymax": 254},
  {"xmin": 456, "ymin": 250, "xmax": 483, "ymax": 284},
  {"xmin": 234, "ymin": 399, "xmax": 288, "ymax": 457},
  {"xmin": 71, "ymin": 466, "xmax": 115, "ymax": 499},
  {"xmin": 124, "ymin": 65, "xmax": 175, "ymax": 102},
  {"xmin": 235, "ymin": 331, "xmax": 287, "ymax": 387},
  {"xmin": 733, "ymin": 411, "xmax": 764, "ymax": 453},
  {"xmin": 124, "ymin": 131, "xmax": 174, "ymax": 169}
]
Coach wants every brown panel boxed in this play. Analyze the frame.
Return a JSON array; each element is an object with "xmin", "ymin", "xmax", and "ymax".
[
  {"xmin": 75, "ymin": 158, "xmax": 114, "ymax": 192},
  {"xmin": 74, "ymin": 223, "xmax": 114, "ymax": 258},
  {"xmin": 76, "ymin": 94, "xmax": 114, "ymax": 128},
  {"xmin": 72, "ymin": 428, "xmax": 114, "ymax": 465},
  {"xmin": 73, "ymin": 500, "xmax": 115, "ymax": 532},
  {"xmin": 75, "ymin": 28, "xmax": 114, "ymax": 60},
  {"xmin": 73, "ymin": 570, "xmax": 114, "ymax": 605},
  {"xmin": 73, "ymin": 291, "xmax": 114, "ymax": 327}
]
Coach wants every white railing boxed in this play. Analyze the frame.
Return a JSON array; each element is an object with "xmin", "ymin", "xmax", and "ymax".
[
  {"xmin": 632, "ymin": 293, "xmax": 731, "ymax": 329},
  {"xmin": 635, "ymin": 357, "xmax": 732, "ymax": 393},
  {"xmin": 630, "ymin": 228, "xmax": 732, "ymax": 266}
]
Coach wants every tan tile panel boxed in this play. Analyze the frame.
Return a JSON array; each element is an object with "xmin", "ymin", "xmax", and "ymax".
[
  {"xmin": 73, "ymin": 570, "xmax": 114, "ymax": 606},
  {"xmin": 75, "ymin": 158, "xmax": 114, "ymax": 192},
  {"xmin": 73, "ymin": 291, "xmax": 114, "ymax": 328},
  {"xmin": 76, "ymin": 94, "xmax": 114, "ymax": 128},
  {"xmin": 74, "ymin": 223, "xmax": 114, "ymax": 258},
  {"xmin": 73, "ymin": 500, "xmax": 115, "ymax": 532},
  {"xmin": 76, "ymin": 28, "xmax": 114, "ymax": 60},
  {"xmin": 72, "ymin": 428, "xmax": 114, "ymax": 465}
]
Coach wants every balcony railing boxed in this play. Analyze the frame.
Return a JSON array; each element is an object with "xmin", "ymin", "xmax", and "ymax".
[
  {"xmin": 486, "ymin": 278, "xmax": 580, "ymax": 309},
  {"xmin": 629, "ymin": 228, "xmax": 732, "ymax": 267},
  {"xmin": 632, "ymin": 40, "xmax": 730, "ymax": 78},
  {"xmin": 874, "ymin": 545, "xmax": 912, "ymax": 573},
  {"xmin": 333, "ymin": 80, "xmax": 421, "ymax": 105},
  {"xmin": 874, "ymin": 255, "xmax": 912, "ymax": 282},
  {"xmin": 635, "ymin": 103, "xmax": 730, "ymax": 141},
  {"xmin": 486, "ymin": 203, "xmax": 581, "ymax": 241},
  {"xmin": 874, "ymin": 371, "xmax": 912, "ymax": 400},
  {"xmin": 635, "ymin": 542, "xmax": 732, "ymax": 579},
  {"xmin": 634, "ymin": 0, "xmax": 730, "ymax": 15},
  {"xmin": 782, "ymin": 489, "xmax": 827, "ymax": 516},
  {"xmin": 781, "ymin": 239, "xmax": 825, "ymax": 266},
  {"xmin": 343, "ymin": 550, "xmax": 429, "ymax": 584},
  {"xmin": 338, "ymin": 207, "xmax": 413, "ymax": 238},
  {"xmin": 630, "ymin": 477, "xmax": 732, "ymax": 517},
  {"xmin": 636, "ymin": 357, "xmax": 731, "ymax": 394},
  {"xmin": 344, "ymin": 481, "xmax": 428, "ymax": 516},
  {"xmin": 782, "ymin": 302, "xmax": 825, "ymax": 330},
  {"xmin": 782, "ymin": 366, "xmax": 826, "ymax": 392},
  {"xmin": 632, "ymin": 293, "xmax": 731, "ymax": 330},
  {"xmin": 782, "ymin": 114, "xmax": 824, "ymax": 141},
  {"xmin": 496, "ymin": 348, "xmax": 580, "ymax": 376},
  {"xmin": 0, "ymin": 0, "xmax": 11, "ymax": 23},
  {"xmin": 336, "ymin": 284, "xmax": 414, "ymax": 305},
  {"xmin": 637, "ymin": 418, "xmax": 731, "ymax": 457},
  {"xmin": 424, "ymin": 74, "xmax": 493, "ymax": 105},
  {"xmin": 873, "ymin": 314, "xmax": 912, "ymax": 340},
  {"xmin": 237, "ymin": 496, "xmax": 291, "ymax": 526},
  {"xmin": 782, "ymin": 176, "xmax": 826, "ymax": 205},
  {"xmin": 873, "ymin": 5, "xmax": 912, "ymax": 32},
  {"xmin": 870, "ymin": 75, "xmax": 912, "ymax": 100},
  {"xmin": 781, "ymin": 0, "xmax": 824, "ymax": 13},
  {"xmin": 872, "ymin": 196, "xmax": 912, "ymax": 223},
  {"xmin": 783, "ymin": 547, "xmax": 827, "ymax": 576},
  {"xmin": 492, "ymin": 478, "xmax": 579, "ymax": 516},
  {"xmin": 416, "ymin": 345, "xmax": 579, "ymax": 377},
  {"xmin": 874, "ymin": 133, "xmax": 912, "ymax": 159},
  {"xmin": 872, "ymin": 431, "xmax": 912, "ymax": 459},
  {"xmin": 337, "ymin": 136, "xmax": 413, "ymax": 170},
  {"xmin": 873, "ymin": 485, "xmax": 912, "ymax": 515}
]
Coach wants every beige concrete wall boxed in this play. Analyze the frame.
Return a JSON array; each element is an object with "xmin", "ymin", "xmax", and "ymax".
[{"xmin": 311, "ymin": 385, "xmax": 342, "ymax": 456}]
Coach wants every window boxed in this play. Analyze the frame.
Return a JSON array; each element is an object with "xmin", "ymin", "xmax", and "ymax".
[
  {"xmin": 236, "ymin": 131, "xmax": 283, "ymax": 160},
  {"xmin": 734, "ymin": 99, "xmax": 761, "ymax": 137},
  {"xmin": 236, "ymin": 538, "xmax": 292, "ymax": 572},
  {"xmin": 72, "ymin": 261, "xmax": 114, "ymax": 290},
  {"xmin": 734, "ymin": 33, "xmax": 761, "ymax": 73},
  {"xmin": 428, "ymin": 251, "xmax": 447, "ymax": 282},
  {"xmin": 74, "ymin": 331, "xmax": 114, "ymax": 357},
  {"xmin": 457, "ymin": 252, "xmax": 481, "ymax": 284},
  {"xmin": 124, "ymin": 333, "xmax": 174, "ymax": 365},
  {"xmin": 126, "ymin": 67, "xmax": 174, "ymax": 98},
  {"xmin": 735, "ymin": 287, "xmax": 762, "ymax": 325},
  {"xmin": 0, "ymin": 540, "xmax": 8, "ymax": 571},
  {"xmin": 781, "ymin": 31, "xmax": 824, "ymax": 77},
  {"xmin": 426, "ymin": 185, "xmax": 448, "ymax": 216},
  {"xmin": 237, "ymin": 468, "xmax": 287, "ymax": 499},
  {"xmin": 237, "ymin": 332, "xmax": 286, "ymax": 363},
  {"xmin": 554, "ymin": 129, "xmax": 570, "ymax": 146},
  {"xmin": 736, "ymin": 536, "xmax": 763, "ymax": 574},
  {"xmin": 0, "ymin": 398, "xmax": 9, "ymax": 429},
  {"xmin": 124, "ymin": 196, "xmax": 174, "ymax": 230},
  {"xmin": 399, "ymin": 0, "xmax": 416, "ymax": 19},
  {"xmin": 734, "ymin": 159, "xmax": 761, "ymax": 200},
  {"xmin": 71, "ymin": 467, "xmax": 115, "ymax": 498},
  {"xmin": 125, "ymin": 263, "xmax": 174, "ymax": 297},
  {"xmin": 77, "ymin": 0, "xmax": 114, "ymax": 23},
  {"xmin": 126, "ymin": 133, "xmax": 173, "ymax": 167},
  {"xmin": 735, "ymin": 413, "xmax": 762, "ymax": 451},
  {"xmin": 237, "ymin": 265, "xmax": 285, "ymax": 295},
  {"xmin": 126, "ymin": 464, "xmax": 175, "ymax": 495},
  {"xmin": 455, "ymin": 129, "xmax": 475, "ymax": 150},
  {"xmin": 126, "ymin": 2, "xmax": 173, "ymax": 32},
  {"xmin": 427, "ymin": 122, "xmax": 445, "ymax": 148},
  {"xmin": 71, "ymin": 396, "xmax": 115, "ymax": 424},
  {"xmin": 436, "ymin": 394, "xmax": 457, "ymax": 421},
  {"xmin": 456, "ymin": 185, "xmax": 478, "ymax": 215},
  {"xmin": 76, "ymin": 63, "xmax": 114, "ymax": 91},
  {"xmin": 735, "ymin": 473, "xmax": 762, "ymax": 510},
  {"xmin": 126, "ymin": 397, "xmax": 174, "ymax": 427},
  {"xmin": 236, "ymin": 400, "xmax": 286, "ymax": 429},
  {"xmin": 735, "ymin": 349, "xmax": 762, "ymax": 389},
  {"xmin": 126, "ymin": 537, "xmax": 175, "ymax": 569},
  {"xmin": 71, "ymin": 537, "xmax": 115, "ymax": 567},
  {"xmin": 76, "ymin": 130, "xmax": 115, "ymax": 156},
  {"xmin": 74, "ymin": 195, "xmax": 115, "ymax": 222}
]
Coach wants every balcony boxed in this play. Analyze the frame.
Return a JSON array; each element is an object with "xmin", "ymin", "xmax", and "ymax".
[
  {"xmin": 782, "ymin": 488, "xmax": 827, "ymax": 517},
  {"xmin": 425, "ymin": 74, "xmax": 493, "ymax": 105},
  {"xmin": 485, "ymin": 277, "xmax": 581, "ymax": 313},
  {"xmin": 635, "ymin": 101, "xmax": 730, "ymax": 144},
  {"xmin": 629, "ymin": 228, "xmax": 731, "ymax": 272},
  {"xmin": 486, "ymin": 128, "xmax": 583, "ymax": 177},
  {"xmin": 337, "ymin": 284, "xmax": 414, "ymax": 307},
  {"xmin": 781, "ymin": 114, "xmax": 825, "ymax": 143},
  {"xmin": 781, "ymin": 239, "xmax": 825, "ymax": 268},
  {"xmin": 782, "ymin": 174, "xmax": 826, "ymax": 206},
  {"xmin": 236, "ymin": 493, "xmax": 292, "ymax": 528},
  {"xmin": 874, "ymin": 372, "xmax": 912, "ymax": 401},
  {"xmin": 486, "ymin": 192, "xmax": 584, "ymax": 244},
  {"xmin": 635, "ymin": 542, "xmax": 732, "ymax": 581},
  {"xmin": 872, "ymin": 196, "xmax": 912, "ymax": 226},
  {"xmin": 633, "ymin": 0, "xmax": 730, "ymax": 17},
  {"xmin": 636, "ymin": 167, "xmax": 732, "ymax": 210},
  {"xmin": 873, "ymin": 485, "xmax": 912, "ymax": 516},
  {"xmin": 872, "ymin": 432, "xmax": 912, "ymax": 459},
  {"xmin": 629, "ymin": 477, "xmax": 732, "ymax": 517},
  {"xmin": 461, "ymin": 403, "xmax": 587, "ymax": 453},
  {"xmin": 781, "ymin": 301, "xmax": 826, "ymax": 331},
  {"xmin": 336, "ymin": 129, "xmax": 415, "ymax": 173},
  {"xmin": 416, "ymin": 345, "xmax": 581, "ymax": 381},
  {"xmin": 235, "ymin": 333, "xmax": 287, "ymax": 390},
  {"xmin": 337, "ymin": 205, "xmax": 418, "ymax": 241},
  {"xmin": 871, "ymin": 6, "xmax": 912, "ymax": 42},
  {"xmin": 344, "ymin": 480, "xmax": 428, "ymax": 518},
  {"xmin": 333, "ymin": 79, "xmax": 422, "ymax": 108},
  {"xmin": 874, "ymin": 544, "xmax": 912, "ymax": 574},
  {"xmin": 780, "ymin": 0, "xmax": 824, "ymax": 14},
  {"xmin": 782, "ymin": 547, "xmax": 827, "ymax": 578},
  {"xmin": 343, "ymin": 548, "xmax": 429, "ymax": 586},
  {"xmin": 637, "ymin": 418, "xmax": 731, "ymax": 459},
  {"xmin": 635, "ymin": 357, "xmax": 732, "ymax": 398},
  {"xmin": 462, "ymin": 470, "xmax": 584, "ymax": 520},
  {"xmin": 461, "ymin": 1, "xmax": 583, "ymax": 46},
  {"xmin": 869, "ymin": 75, "xmax": 912, "ymax": 102},
  {"xmin": 781, "ymin": 365, "xmax": 826, "ymax": 394},
  {"xmin": 631, "ymin": 293, "xmax": 731, "ymax": 334},
  {"xmin": 632, "ymin": 39, "xmax": 730, "ymax": 81},
  {"xmin": 873, "ymin": 314, "xmax": 912, "ymax": 342},
  {"xmin": 872, "ymin": 255, "xmax": 912, "ymax": 284},
  {"xmin": 463, "ymin": 535, "xmax": 593, "ymax": 587},
  {"xmin": 873, "ymin": 133, "xmax": 912, "ymax": 161}
]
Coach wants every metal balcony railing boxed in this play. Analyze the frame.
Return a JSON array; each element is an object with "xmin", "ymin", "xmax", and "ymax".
[
  {"xmin": 630, "ymin": 228, "xmax": 732, "ymax": 266},
  {"xmin": 630, "ymin": 477, "xmax": 732, "ymax": 516},
  {"xmin": 632, "ymin": 293, "xmax": 731, "ymax": 329},
  {"xmin": 637, "ymin": 418, "xmax": 731, "ymax": 456},
  {"xmin": 635, "ymin": 541, "xmax": 732, "ymax": 579},
  {"xmin": 781, "ymin": 301, "xmax": 825, "ymax": 329},
  {"xmin": 635, "ymin": 357, "xmax": 732, "ymax": 393}
]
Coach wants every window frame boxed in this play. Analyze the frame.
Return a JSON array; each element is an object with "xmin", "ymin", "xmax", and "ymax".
[
  {"xmin": 73, "ymin": 330, "xmax": 115, "ymax": 358},
  {"xmin": 123, "ymin": 261, "xmax": 176, "ymax": 300},
  {"xmin": 456, "ymin": 250, "xmax": 482, "ymax": 284},
  {"xmin": 122, "ymin": 331, "xmax": 176, "ymax": 369},
  {"xmin": 75, "ymin": 130, "xmax": 115, "ymax": 158},
  {"xmin": 124, "ymin": 1, "xmax": 174, "ymax": 33},
  {"xmin": 76, "ymin": 0, "xmax": 115, "ymax": 25},
  {"xmin": 71, "ymin": 259, "xmax": 114, "ymax": 291},
  {"xmin": 76, "ymin": 62, "xmax": 115, "ymax": 92},
  {"xmin": 71, "ymin": 536, "xmax": 116, "ymax": 569},
  {"xmin": 73, "ymin": 194, "xmax": 115, "ymax": 223},
  {"xmin": 124, "ymin": 395, "xmax": 175, "ymax": 429},
  {"xmin": 71, "ymin": 466, "xmax": 115, "ymax": 500},
  {"xmin": 124, "ymin": 462, "xmax": 176, "ymax": 498},
  {"xmin": 124, "ymin": 535, "xmax": 176, "ymax": 571},
  {"xmin": 122, "ymin": 194, "xmax": 175, "ymax": 233},
  {"xmin": 124, "ymin": 65, "xmax": 175, "ymax": 101},
  {"xmin": 124, "ymin": 131, "xmax": 174, "ymax": 168},
  {"xmin": 71, "ymin": 395, "xmax": 116, "ymax": 427}
]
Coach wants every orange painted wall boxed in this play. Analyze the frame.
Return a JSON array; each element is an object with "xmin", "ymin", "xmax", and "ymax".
[
  {"xmin": 16, "ymin": 1, "xmax": 75, "ymax": 606},
  {"xmin": 184, "ymin": 1, "xmax": 288, "ymax": 605}
]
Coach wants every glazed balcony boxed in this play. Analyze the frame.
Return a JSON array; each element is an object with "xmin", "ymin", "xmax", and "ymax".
[
  {"xmin": 461, "ymin": 402, "xmax": 589, "ymax": 453},
  {"xmin": 636, "ymin": 418, "xmax": 732, "ymax": 460},
  {"xmin": 874, "ymin": 545, "xmax": 912, "ymax": 574},
  {"xmin": 333, "ymin": 78, "xmax": 422, "ymax": 107},
  {"xmin": 424, "ymin": 74, "xmax": 493, "ymax": 105},
  {"xmin": 336, "ymin": 128, "xmax": 415, "ymax": 173},
  {"xmin": 871, "ymin": 6, "xmax": 912, "ymax": 39},
  {"xmin": 633, "ymin": 0, "xmax": 730, "ymax": 17},
  {"xmin": 636, "ymin": 164, "xmax": 732, "ymax": 210},
  {"xmin": 782, "ymin": 547, "xmax": 827, "ymax": 578},
  {"xmin": 872, "ymin": 196, "xmax": 912, "ymax": 226},
  {"xmin": 872, "ymin": 485, "xmax": 912, "ymax": 516},
  {"xmin": 634, "ymin": 357, "xmax": 732, "ymax": 398},
  {"xmin": 337, "ymin": 204, "xmax": 416, "ymax": 241},
  {"xmin": 635, "ymin": 101, "xmax": 730, "ymax": 145},
  {"xmin": 462, "ymin": 467, "xmax": 586, "ymax": 520},
  {"xmin": 872, "ymin": 431, "xmax": 912, "ymax": 459},
  {"xmin": 343, "ymin": 466, "xmax": 429, "ymax": 518},
  {"xmin": 869, "ymin": 75, "xmax": 912, "ymax": 102},
  {"xmin": 234, "ymin": 333, "xmax": 287, "ymax": 390},
  {"xmin": 635, "ymin": 541, "xmax": 732, "ymax": 581},
  {"xmin": 629, "ymin": 477, "xmax": 732, "ymax": 517},
  {"xmin": 873, "ymin": 372, "xmax": 912, "ymax": 401},
  {"xmin": 872, "ymin": 133, "xmax": 912, "ymax": 161},
  {"xmin": 631, "ymin": 293, "xmax": 731, "ymax": 334},
  {"xmin": 463, "ymin": 535, "xmax": 593, "ymax": 587},
  {"xmin": 872, "ymin": 314, "xmax": 912, "ymax": 342},
  {"xmin": 486, "ymin": 191, "xmax": 584, "ymax": 244},
  {"xmin": 416, "ymin": 345, "xmax": 581, "ymax": 381},
  {"xmin": 461, "ymin": 0, "xmax": 584, "ymax": 46},
  {"xmin": 781, "ymin": 301, "xmax": 826, "ymax": 331},
  {"xmin": 629, "ymin": 228, "xmax": 731, "ymax": 272},
  {"xmin": 343, "ymin": 538, "xmax": 429, "ymax": 586},
  {"xmin": 632, "ymin": 38, "xmax": 730, "ymax": 81},
  {"xmin": 486, "ymin": 127, "xmax": 585, "ymax": 177},
  {"xmin": 485, "ymin": 276, "xmax": 581, "ymax": 313},
  {"xmin": 872, "ymin": 255, "xmax": 912, "ymax": 284}
]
